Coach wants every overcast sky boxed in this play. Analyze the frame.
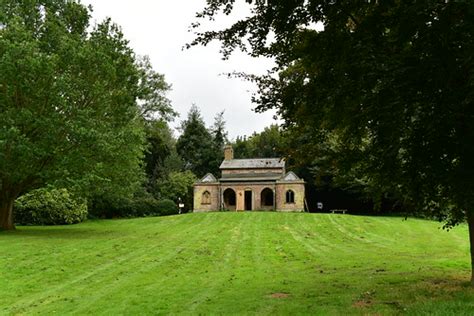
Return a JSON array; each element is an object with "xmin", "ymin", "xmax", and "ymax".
[{"xmin": 81, "ymin": 0, "xmax": 278, "ymax": 139}]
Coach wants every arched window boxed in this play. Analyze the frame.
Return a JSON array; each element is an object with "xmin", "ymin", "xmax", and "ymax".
[
  {"xmin": 261, "ymin": 188, "xmax": 274, "ymax": 207},
  {"xmin": 286, "ymin": 190, "xmax": 295, "ymax": 204},
  {"xmin": 202, "ymin": 191, "xmax": 211, "ymax": 205}
]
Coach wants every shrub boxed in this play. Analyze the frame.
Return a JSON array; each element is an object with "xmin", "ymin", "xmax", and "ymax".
[
  {"xmin": 89, "ymin": 195, "xmax": 167, "ymax": 219},
  {"xmin": 156, "ymin": 170, "xmax": 197, "ymax": 213},
  {"xmin": 157, "ymin": 199, "xmax": 179, "ymax": 216},
  {"xmin": 132, "ymin": 198, "xmax": 162, "ymax": 217},
  {"xmin": 88, "ymin": 195, "xmax": 134, "ymax": 219},
  {"xmin": 14, "ymin": 188, "xmax": 88, "ymax": 225}
]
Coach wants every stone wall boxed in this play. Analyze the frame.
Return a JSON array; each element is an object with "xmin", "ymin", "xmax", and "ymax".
[
  {"xmin": 220, "ymin": 183, "xmax": 276, "ymax": 211},
  {"xmin": 275, "ymin": 182, "xmax": 305, "ymax": 212},
  {"xmin": 193, "ymin": 181, "xmax": 305, "ymax": 212},
  {"xmin": 193, "ymin": 183, "xmax": 219, "ymax": 212}
]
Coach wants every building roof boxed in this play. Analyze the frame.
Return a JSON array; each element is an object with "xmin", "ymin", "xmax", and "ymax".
[
  {"xmin": 220, "ymin": 158, "xmax": 285, "ymax": 170},
  {"xmin": 219, "ymin": 171, "xmax": 304, "ymax": 183},
  {"xmin": 198, "ymin": 173, "xmax": 218, "ymax": 183},
  {"xmin": 219, "ymin": 172, "xmax": 283, "ymax": 182},
  {"xmin": 281, "ymin": 171, "xmax": 301, "ymax": 181}
]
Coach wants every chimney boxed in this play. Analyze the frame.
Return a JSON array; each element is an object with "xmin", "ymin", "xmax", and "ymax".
[{"xmin": 224, "ymin": 145, "xmax": 234, "ymax": 160}]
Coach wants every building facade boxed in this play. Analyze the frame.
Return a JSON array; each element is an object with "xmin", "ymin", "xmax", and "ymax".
[{"xmin": 193, "ymin": 145, "xmax": 305, "ymax": 212}]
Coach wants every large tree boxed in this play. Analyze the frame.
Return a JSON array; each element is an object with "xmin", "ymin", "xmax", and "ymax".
[
  {"xmin": 0, "ymin": 0, "xmax": 164, "ymax": 230},
  {"xmin": 191, "ymin": 1, "xmax": 474, "ymax": 285},
  {"xmin": 207, "ymin": 111, "xmax": 228, "ymax": 173},
  {"xmin": 232, "ymin": 124, "xmax": 286, "ymax": 159},
  {"xmin": 176, "ymin": 105, "xmax": 215, "ymax": 178},
  {"xmin": 143, "ymin": 119, "xmax": 182, "ymax": 196}
]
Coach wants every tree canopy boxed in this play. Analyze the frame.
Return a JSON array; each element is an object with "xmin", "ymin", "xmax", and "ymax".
[
  {"xmin": 0, "ymin": 0, "xmax": 171, "ymax": 230},
  {"xmin": 176, "ymin": 105, "xmax": 226, "ymax": 178},
  {"xmin": 233, "ymin": 124, "xmax": 286, "ymax": 159},
  {"xmin": 143, "ymin": 120, "xmax": 179, "ymax": 195},
  {"xmin": 192, "ymin": 1, "xmax": 474, "ymax": 285}
]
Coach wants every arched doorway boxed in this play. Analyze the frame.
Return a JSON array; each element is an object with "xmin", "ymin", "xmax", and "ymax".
[
  {"xmin": 223, "ymin": 188, "xmax": 236, "ymax": 211},
  {"xmin": 260, "ymin": 188, "xmax": 274, "ymax": 210}
]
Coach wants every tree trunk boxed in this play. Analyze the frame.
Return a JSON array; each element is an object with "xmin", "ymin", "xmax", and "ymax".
[
  {"xmin": 0, "ymin": 197, "xmax": 15, "ymax": 230},
  {"xmin": 468, "ymin": 212, "xmax": 474, "ymax": 286}
]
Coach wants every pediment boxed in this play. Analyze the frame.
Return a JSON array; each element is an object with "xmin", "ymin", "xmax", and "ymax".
[
  {"xmin": 200, "ymin": 173, "xmax": 217, "ymax": 183},
  {"xmin": 282, "ymin": 171, "xmax": 300, "ymax": 181}
]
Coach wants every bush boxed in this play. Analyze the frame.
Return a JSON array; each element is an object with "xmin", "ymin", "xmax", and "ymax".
[
  {"xmin": 89, "ymin": 195, "xmax": 170, "ymax": 219},
  {"xmin": 14, "ymin": 188, "xmax": 88, "ymax": 225},
  {"xmin": 156, "ymin": 171, "xmax": 197, "ymax": 213},
  {"xmin": 157, "ymin": 199, "xmax": 179, "ymax": 216},
  {"xmin": 132, "ymin": 198, "xmax": 162, "ymax": 217},
  {"xmin": 88, "ymin": 196, "xmax": 134, "ymax": 219}
]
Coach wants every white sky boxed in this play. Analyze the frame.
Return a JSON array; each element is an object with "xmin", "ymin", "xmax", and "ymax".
[{"xmin": 80, "ymin": 0, "xmax": 279, "ymax": 139}]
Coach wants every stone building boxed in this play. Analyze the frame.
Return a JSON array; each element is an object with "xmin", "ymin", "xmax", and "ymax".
[{"xmin": 193, "ymin": 145, "xmax": 305, "ymax": 212}]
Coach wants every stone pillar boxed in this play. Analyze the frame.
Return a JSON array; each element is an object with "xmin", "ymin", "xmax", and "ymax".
[
  {"xmin": 236, "ymin": 190, "xmax": 244, "ymax": 211},
  {"xmin": 273, "ymin": 184, "xmax": 276, "ymax": 211}
]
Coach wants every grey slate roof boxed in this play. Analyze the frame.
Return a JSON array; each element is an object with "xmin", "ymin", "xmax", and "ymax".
[
  {"xmin": 220, "ymin": 158, "xmax": 285, "ymax": 169},
  {"xmin": 220, "ymin": 172, "xmax": 282, "ymax": 182}
]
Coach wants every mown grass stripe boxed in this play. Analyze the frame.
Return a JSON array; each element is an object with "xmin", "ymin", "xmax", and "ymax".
[
  {"xmin": 0, "ymin": 212, "xmax": 471, "ymax": 315},
  {"xmin": 6, "ymin": 214, "xmax": 212, "ymax": 314}
]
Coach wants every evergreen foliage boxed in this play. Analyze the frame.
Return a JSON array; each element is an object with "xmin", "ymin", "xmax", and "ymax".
[
  {"xmin": 156, "ymin": 199, "xmax": 179, "ymax": 216},
  {"xmin": 143, "ymin": 120, "xmax": 180, "ymax": 195},
  {"xmin": 176, "ymin": 105, "xmax": 216, "ymax": 177},
  {"xmin": 208, "ymin": 111, "xmax": 228, "ymax": 173},
  {"xmin": 14, "ymin": 188, "xmax": 87, "ymax": 225},
  {"xmin": 232, "ymin": 125, "xmax": 285, "ymax": 159},
  {"xmin": 88, "ymin": 195, "xmax": 172, "ymax": 219},
  {"xmin": 156, "ymin": 171, "xmax": 197, "ymax": 212}
]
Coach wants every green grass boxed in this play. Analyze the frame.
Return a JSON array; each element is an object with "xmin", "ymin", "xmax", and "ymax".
[{"xmin": 1, "ymin": 212, "xmax": 473, "ymax": 315}]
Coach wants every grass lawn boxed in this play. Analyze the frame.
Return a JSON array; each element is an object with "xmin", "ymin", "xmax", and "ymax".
[{"xmin": 0, "ymin": 212, "xmax": 473, "ymax": 315}]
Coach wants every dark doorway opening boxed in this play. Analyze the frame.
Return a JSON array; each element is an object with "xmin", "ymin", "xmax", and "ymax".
[
  {"xmin": 245, "ymin": 190, "xmax": 252, "ymax": 211},
  {"xmin": 261, "ymin": 188, "xmax": 274, "ymax": 207},
  {"xmin": 223, "ymin": 188, "xmax": 236, "ymax": 211}
]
